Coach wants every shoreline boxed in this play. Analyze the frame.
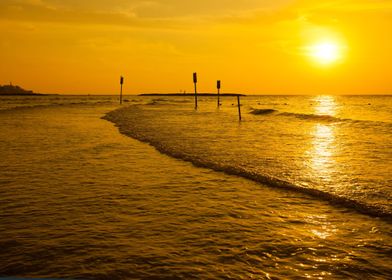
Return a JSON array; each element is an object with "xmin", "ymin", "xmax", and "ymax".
[{"xmin": 0, "ymin": 93, "xmax": 57, "ymax": 96}]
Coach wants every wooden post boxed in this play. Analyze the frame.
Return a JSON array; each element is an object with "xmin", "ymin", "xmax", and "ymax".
[
  {"xmin": 237, "ymin": 95, "xmax": 242, "ymax": 121},
  {"xmin": 193, "ymin": 72, "xmax": 198, "ymax": 110},
  {"xmin": 120, "ymin": 76, "xmax": 124, "ymax": 105},
  {"xmin": 217, "ymin": 80, "xmax": 221, "ymax": 107}
]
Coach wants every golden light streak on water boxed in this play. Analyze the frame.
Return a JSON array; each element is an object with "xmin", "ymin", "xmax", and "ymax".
[
  {"xmin": 313, "ymin": 95, "xmax": 337, "ymax": 116},
  {"xmin": 311, "ymin": 124, "xmax": 335, "ymax": 171},
  {"xmin": 307, "ymin": 97, "xmax": 340, "ymax": 241},
  {"xmin": 309, "ymin": 96, "xmax": 337, "ymax": 181}
]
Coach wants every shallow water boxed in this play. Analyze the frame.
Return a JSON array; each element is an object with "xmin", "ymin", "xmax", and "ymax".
[
  {"xmin": 106, "ymin": 95, "xmax": 392, "ymax": 217},
  {"xmin": 0, "ymin": 95, "xmax": 391, "ymax": 279}
]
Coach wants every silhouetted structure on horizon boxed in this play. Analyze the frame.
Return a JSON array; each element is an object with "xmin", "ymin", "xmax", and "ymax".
[{"xmin": 0, "ymin": 84, "xmax": 37, "ymax": 95}]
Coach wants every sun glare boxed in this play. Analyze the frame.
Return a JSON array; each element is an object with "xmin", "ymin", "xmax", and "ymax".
[{"xmin": 308, "ymin": 41, "xmax": 342, "ymax": 65}]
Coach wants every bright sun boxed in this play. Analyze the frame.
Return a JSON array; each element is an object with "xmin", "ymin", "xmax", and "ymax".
[{"xmin": 308, "ymin": 41, "xmax": 342, "ymax": 65}]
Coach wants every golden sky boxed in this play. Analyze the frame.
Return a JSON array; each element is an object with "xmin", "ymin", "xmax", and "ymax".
[{"xmin": 1, "ymin": 0, "xmax": 391, "ymax": 94}]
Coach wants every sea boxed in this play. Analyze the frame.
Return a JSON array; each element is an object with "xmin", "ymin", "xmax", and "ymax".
[{"xmin": 0, "ymin": 94, "xmax": 391, "ymax": 279}]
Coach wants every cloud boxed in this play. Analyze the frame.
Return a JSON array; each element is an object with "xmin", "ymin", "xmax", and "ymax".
[
  {"xmin": 2, "ymin": 0, "xmax": 391, "ymax": 27},
  {"xmin": 0, "ymin": 1, "xmax": 183, "ymax": 30},
  {"xmin": 0, "ymin": 0, "xmax": 294, "ymax": 26},
  {"xmin": 294, "ymin": 0, "xmax": 392, "ymax": 19}
]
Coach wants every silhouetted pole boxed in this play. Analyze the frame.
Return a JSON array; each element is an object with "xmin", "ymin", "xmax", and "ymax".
[
  {"xmin": 217, "ymin": 80, "xmax": 221, "ymax": 107},
  {"xmin": 193, "ymin": 72, "xmax": 198, "ymax": 110},
  {"xmin": 120, "ymin": 76, "xmax": 124, "ymax": 105},
  {"xmin": 237, "ymin": 95, "xmax": 242, "ymax": 121}
]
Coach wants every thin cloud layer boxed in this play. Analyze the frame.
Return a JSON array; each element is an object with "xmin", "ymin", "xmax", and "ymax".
[{"xmin": 0, "ymin": 0, "xmax": 296, "ymax": 30}]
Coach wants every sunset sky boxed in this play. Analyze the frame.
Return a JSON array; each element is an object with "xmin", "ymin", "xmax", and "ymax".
[{"xmin": 1, "ymin": 0, "xmax": 391, "ymax": 94}]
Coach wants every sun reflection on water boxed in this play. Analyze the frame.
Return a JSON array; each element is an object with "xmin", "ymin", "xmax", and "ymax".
[
  {"xmin": 314, "ymin": 95, "xmax": 337, "ymax": 116},
  {"xmin": 306, "ymin": 96, "xmax": 339, "ymax": 239},
  {"xmin": 311, "ymin": 124, "xmax": 335, "ymax": 171},
  {"xmin": 308, "ymin": 96, "xmax": 338, "ymax": 181},
  {"xmin": 309, "ymin": 96, "xmax": 338, "ymax": 179}
]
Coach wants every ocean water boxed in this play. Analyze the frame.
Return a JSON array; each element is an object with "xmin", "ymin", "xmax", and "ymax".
[
  {"xmin": 0, "ymin": 94, "xmax": 391, "ymax": 279},
  {"xmin": 106, "ymin": 95, "xmax": 392, "ymax": 217}
]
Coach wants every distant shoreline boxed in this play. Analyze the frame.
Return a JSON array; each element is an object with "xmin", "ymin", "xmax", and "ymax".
[
  {"xmin": 0, "ymin": 93, "xmax": 52, "ymax": 96},
  {"xmin": 0, "ymin": 84, "xmax": 51, "ymax": 96},
  {"xmin": 139, "ymin": 93, "xmax": 246, "ymax": 97}
]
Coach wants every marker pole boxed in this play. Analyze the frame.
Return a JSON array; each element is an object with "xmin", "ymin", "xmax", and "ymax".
[
  {"xmin": 193, "ymin": 72, "xmax": 198, "ymax": 110},
  {"xmin": 237, "ymin": 95, "xmax": 242, "ymax": 121},
  {"xmin": 217, "ymin": 80, "xmax": 221, "ymax": 107},
  {"xmin": 120, "ymin": 76, "xmax": 124, "ymax": 105}
]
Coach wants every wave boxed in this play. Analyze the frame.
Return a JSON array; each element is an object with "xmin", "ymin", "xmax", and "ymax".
[
  {"xmin": 0, "ymin": 100, "xmax": 115, "ymax": 112},
  {"xmin": 251, "ymin": 109, "xmax": 392, "ymax": 127},
  {"xmin": 279, "ymin": 112, "xmax": 347, "ymax": 122},
  {"xmin": 104, "ymin": 108, "xmax": 392, "ymax": 220},
  {"xmin": 250, "ymin": 108, "xmax": 351, "ymax": 123},
  {"xmin": 250, "ymin": 108, "xmax": 277, "ymax": 115},
  {"xmin": 145, "ymin": 98, "xmax": 192, "ymax": 106}
]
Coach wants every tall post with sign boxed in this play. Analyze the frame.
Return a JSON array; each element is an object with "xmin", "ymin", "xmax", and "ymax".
[
  {"xmin": 193, "ymin": 72, "xmax": 198, "ymax": 110},
  {"xmin": 120, "ymin": 76, "xmax": 124, "ymax": 105},
  {"xmin": 217, "ymin": 80, "xmax": 221, "ymax": 107}
]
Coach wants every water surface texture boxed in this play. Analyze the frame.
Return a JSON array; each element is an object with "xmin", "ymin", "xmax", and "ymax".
[
  {"xmin": 106, "ymin": 95, "xmax": 392, "ymax": 217},
  {"xmin": 0, "ymin": 95, "xmax": 391, "ymax": 279}
]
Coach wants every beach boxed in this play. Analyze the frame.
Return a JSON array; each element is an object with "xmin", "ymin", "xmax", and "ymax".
[{"xmin": 0, "ymin": 95, "xmax": 391, "ymax": 279}]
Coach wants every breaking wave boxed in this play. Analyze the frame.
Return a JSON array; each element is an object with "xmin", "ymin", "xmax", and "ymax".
[
  {"xmin": 104, "ymin": 107, "xmax": 392, "ymax": 220},
  {"xmin": 0, "ymin": 99, "xmax": 116, "ymax": 112},
  {"xmin": 250, "ymin": 108, "xmax": 352, "ymax": 123},
  {"xmin": 249, "ymin": 108, "xmax": 277, "ymax": 115}
]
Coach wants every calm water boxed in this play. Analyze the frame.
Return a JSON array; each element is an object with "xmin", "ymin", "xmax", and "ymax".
[{"xmin": 0, "ymin": 95, "xmax": 391, "ymax": 279}]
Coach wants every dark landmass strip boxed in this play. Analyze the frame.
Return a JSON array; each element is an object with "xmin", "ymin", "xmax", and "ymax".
[
  {"xmin": 0, "ymin": 84, "xmax": 44, "ymax": 95},
  {"xmin": 139, "ymin": 93, "xmax": 246, "ymax": 96}
]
